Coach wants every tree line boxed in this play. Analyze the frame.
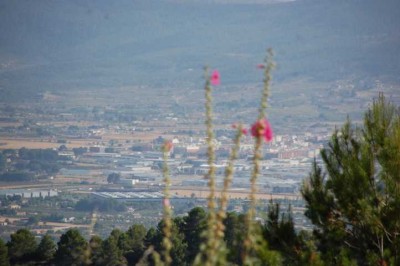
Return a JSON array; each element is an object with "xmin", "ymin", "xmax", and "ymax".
[
  {"xmin": 0, "ymin": 205, "xmax": 311, "ymax": 266},
  {"xmin": 0, "ymin": 148, "xmax": 63, "ymax": 182}
]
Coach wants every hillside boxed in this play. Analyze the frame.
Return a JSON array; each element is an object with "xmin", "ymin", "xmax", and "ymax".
[{"xmin": 0, "ymin": 0, "xmax": 399, "ymax": 102}]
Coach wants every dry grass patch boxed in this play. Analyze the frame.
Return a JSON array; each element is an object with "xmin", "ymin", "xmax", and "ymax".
[{"xmin": 170, "ymin": 188, "xmax": 300, "ymax": 200}]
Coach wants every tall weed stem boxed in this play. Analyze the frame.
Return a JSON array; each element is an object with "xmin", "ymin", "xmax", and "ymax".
[
  {"xmin": 161, "ymin": 142, "xmax": 173, "ymax": 266},
  {"xmin": 243, "ymin": 49, "xmax": 275, "ymax": 264},
  {"xmin": 194, "ymin": 67, "xmax": 218, "ymax": 266},
  {"xmin": 216, "ymin": 125, "xmax": 244, "ymax": 245}
]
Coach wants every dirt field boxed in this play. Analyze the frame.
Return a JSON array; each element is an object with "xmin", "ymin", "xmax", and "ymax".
[
  {"xmin": 0, "ymin": 216, "xmax": 25, "ymax": 223},
  {"xmin": 0, "ymin": 182, "xmax": 53, "ymax": 189},
  {"xmin": 170, "ymin": 188, "xmax": 301, "ymax": 200},
  {"xmin": 102, "ymin": 132, "xmax": 166, "ymax": 142},
  {"xmin": 0, "ymin": 130, "xmax": 171, "ymax": 149},
  {"xmin": 0, "ymin": 138, "xmax": 99, "ymax": 150}
]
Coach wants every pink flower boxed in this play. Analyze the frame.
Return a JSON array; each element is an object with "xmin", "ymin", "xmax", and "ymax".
[
  {"xmin": 210, "ymin": 70, "xmax": 220, "ymax": 86},
  {"xmin": 257, "ymin": 64, "xmax": 265, "ymax": 69},
  {"xmin": 251, "ymin": 118, "xmax": 273, "ymax": 142}
]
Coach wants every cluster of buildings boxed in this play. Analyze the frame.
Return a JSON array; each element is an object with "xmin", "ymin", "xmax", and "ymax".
[
  {"xmin": 55, "ymin": 128, "xmax": 330, "ymax": 197},
  {"xmin": 0, "ymin": 189, "xmax": 58, "ymax": 199}
]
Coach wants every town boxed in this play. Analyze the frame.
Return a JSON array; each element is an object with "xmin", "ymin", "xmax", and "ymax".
[{"xmin": 1, "ymin": 75, "xmax": 398, "ymax": 241}]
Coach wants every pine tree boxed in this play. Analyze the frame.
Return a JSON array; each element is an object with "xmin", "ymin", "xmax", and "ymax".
[
  {"xmin": 182, "ymin": 207, "xmax": 207, "ymax": 264},
  {"xmin": 118, "ymin": 224, "xmax": 146, "ymax": 265},
  {"xmin": 36, "ymin": 234, "xmax": 56, "ymax": 263},
  {"xmin": 301, "ymin": 94, "xmax": 400, "ymax": 265},
  {"xmin": 54, "ymin": 229, "xmax": 90, "ymax": 265},
  {"xmin": 102, "ymin": 234, "xmax": 127, "ymax": 266},
  {"xmin": 263, "ymin": 202, "xmax": 299, "ymax": 264},
  {"xmin": 223, "ymin": 212, "xmax": 247, "ymax": 265},
  {"xmin": 169, "ymin": 217, "xmax": 188, "ymax": 266},
  {"xmin": 89, "ymin": 235, "xmax": 104, "ymax": 266},
  {"xmin": 149, "ymin": 218, "xmax": 187, "ymax": 265},
  {"xmin": 0, "ymin": 239, "xmax": 10, "ymax": 266},
  {"xmin": 7, "ymin": 229, "xmax": 37, "ymax": 265}
]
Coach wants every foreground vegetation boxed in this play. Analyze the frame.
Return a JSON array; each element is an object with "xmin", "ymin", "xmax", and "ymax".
[{"xmin": 0, "ymin": 204, "xmax": 310, "ymax": 266}]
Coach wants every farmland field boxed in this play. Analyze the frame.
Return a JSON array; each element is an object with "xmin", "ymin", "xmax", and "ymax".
[{"xmin": 170, "ymin": 188, "xmax": 300, "ymax": 201}]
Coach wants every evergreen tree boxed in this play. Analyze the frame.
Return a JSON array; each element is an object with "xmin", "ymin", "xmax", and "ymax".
[
  {"xmin": 144, "ymin": 227, "xmax": 158, "ymax": 248},
  {"xmin": 102, "ymin": 234, "xmax": 127, "ymax": 266},
  {"xmin": 171, "ymin": 218, "xmax": 188, "ymax": 266},
  {"xmin": 120, "ymin": 224, "xmax": 147, "ymax": 265},
  {"xmin": 89, "ymin": 235, "xmax": 103, "ymax": 266},
  {"xmin": 223, "ymin": 212, "xmax": 246, "ymax": 265},
  {"xmin": 0, "ymin": 239, "xmax": 9, "ymax": 266},
  {"xmin": 143, "ymin": 227, "xmax": 159, "ymax": 266},
  {"xmin": 182, "ymin": 207, "xmax": 207, "ymax": 264},
  {"xmin": 262, "ymin": 202, "xmax": 322, "ymax": 265},
  {"xmin": 36, "ymin": 234, "xmax": 56, "ymax": 263},
  {"xmin": 109, "ymin": 228, "xmax": 123, "ymax": 241},
  {"xmin": 54, "ymin": 229, "xmax": 90, "ymax": 265},
  {"xmin": 150, "ymin": 218, "xmax": 187, "ymax": 266},
  {"xmin": 302, "ymin": 95, "xmax": 400, "ymax": 265},
  {"xmin": 263, "ymin": 203, "xmax": 299, "ymax": 264},
  {"xmin": 223, "ymin": 212, "xmax": 282, "ymax": 265},
  {"xmin": 7, "ymin": 229, "xmax": 37, "ymax": 265},
  {"xmin": 107, "ymin": 173, "xmax": 121, "ymax": 184}
]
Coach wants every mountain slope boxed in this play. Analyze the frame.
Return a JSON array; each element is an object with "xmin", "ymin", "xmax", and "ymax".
[{"xmin": 0, "ymin": 0, "xmax": 399, "ymax": 101}]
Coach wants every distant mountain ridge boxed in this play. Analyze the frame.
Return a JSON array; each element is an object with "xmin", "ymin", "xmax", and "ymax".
[{"xmin": 0, "ymin": 0, "xmax": 399, "ymax": 101}]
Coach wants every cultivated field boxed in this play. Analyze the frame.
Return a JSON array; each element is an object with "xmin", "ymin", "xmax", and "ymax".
[
  {"xmin": 170, "ymin": 188, "xmax": 301, "ymax": 201},
  {"xmin": 0, "ymin": 131, "xmax": 168, "ymax": 150}
]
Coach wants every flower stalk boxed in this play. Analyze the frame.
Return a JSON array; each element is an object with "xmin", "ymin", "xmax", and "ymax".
[
  {"xmin": 258, "ymin": 48, "xmax": 275, "ymax": 120},
  {"xmin": 162, "ymin": 141, "xmax": 173, "ymax": 266},
  {"xmin": 193, "ymin": 67, "xmax": 219, "ymax": 266},
  {"xmin": 243, "ymin": 49, "xmax": 275, "ymax": 264},
  {"xmin": 215, "ymin": 125, "xmax": 245, "ymax": 246},
  {"xmin": 204, "ymin": 66, "xmax": 218, "ymax": 266}
]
